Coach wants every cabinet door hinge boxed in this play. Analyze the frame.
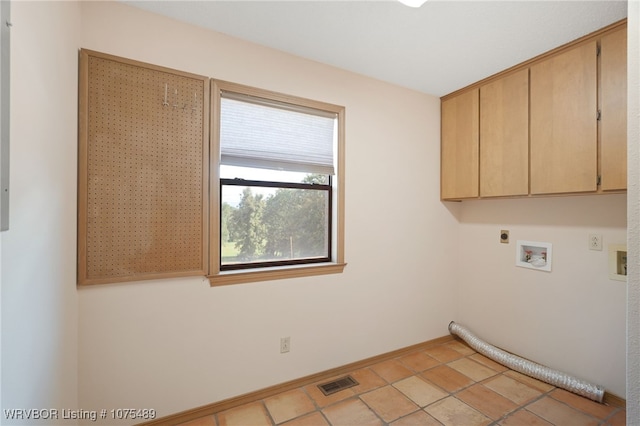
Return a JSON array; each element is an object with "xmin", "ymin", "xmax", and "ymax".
[
  {"xmin": 597, "ymin": 45, "xmax": 601, "ymax": 56},
  {"xmin": 597, "ymin": 175, "xmax": 602, "ymax": 186},
  {"xmin": 597, "ymin": 110, "xmax": 602, "ymax": 121}
]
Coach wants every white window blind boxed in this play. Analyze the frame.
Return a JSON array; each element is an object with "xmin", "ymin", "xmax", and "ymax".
[{"xmin": 220, "ymin": 91, "xmax": 337, "ymax": 175}]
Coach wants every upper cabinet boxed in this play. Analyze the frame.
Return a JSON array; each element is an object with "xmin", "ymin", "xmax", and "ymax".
[
  {"xmin": 480, "ymin": 69, "xmax": 529, "ymax": 197},
  {"xmin": 530, "ymin": 41, "xmax": 598, "ymax": 195},
  {"xmin": 600, "ymin": 26, "xmax": 628, "ymax": 191},
  {"xmin": 440, "ymin": 20, "xmax": 627, "ymax": 201},
  {"xmin": 441, "ymin": 89, "xmax": 479, "ymax": 199}
]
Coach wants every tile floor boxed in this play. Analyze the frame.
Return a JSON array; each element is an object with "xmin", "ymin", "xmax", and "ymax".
[{"xmin": 179, "ymin": 339, "xmax": 626, "ymax": 426}]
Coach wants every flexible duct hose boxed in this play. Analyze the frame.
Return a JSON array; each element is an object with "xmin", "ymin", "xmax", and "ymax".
[{"xmin": 448, "ymin": 321, "xmax": 605, "ymax": 403}]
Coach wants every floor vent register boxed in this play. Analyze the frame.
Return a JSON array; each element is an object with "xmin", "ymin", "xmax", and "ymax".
[{"xmin": 317, "ymin": 375, "xmax": 359, "ymax": 396}]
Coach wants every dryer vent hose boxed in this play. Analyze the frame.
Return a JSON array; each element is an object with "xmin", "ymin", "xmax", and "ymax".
[{"xmin": 448, "ymin": 321, "xmax": 605, "ymax": 403}]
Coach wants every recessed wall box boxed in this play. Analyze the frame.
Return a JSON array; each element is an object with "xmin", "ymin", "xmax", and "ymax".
[
  {"xmin": 608, "ymin": 244, "xmax": 627, "ymax": 282},
  {"xmin": 516, "ymin": 240, "xmax": 552, "ymax": 272}
]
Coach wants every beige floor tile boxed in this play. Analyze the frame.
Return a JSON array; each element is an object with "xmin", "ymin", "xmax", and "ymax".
[
  {"xmin": 527, "ymin": 396, "xmax": 600, "ymax": 425},
  {"xmin": 456, "ymin": 384, "xmax": 518, "ymax": 420},
  {"xmin": 498, "ymin": 409, "xmax": 553, "ymax": 426},
  {"xmin": 549, "ymin": 389, "xmax": 617, "ymax": 420},
  {"xmin": 264, "ymin": 388, "xmax": 316, "ymax": 424},
  {"xmin": 503, "ymin": 370, "xmax": 555, "ymax": 393},
  {"xmin": 281, "ymin": 411, "xmax": 329, "ymax": 426},
  {"xmin": 469, "ymin": 353, "xmax": 510, "ymax": 373},
  {"xmin": 177, "ymin": 415, "xmax": 217, "ymax": 426},
  {"xmin": 360, "ymin": 385, "xmax": 419, "ymax": 423},
  {"xmin": 321, "ymin": 398, "xmax": 383, "ymax": 426},
  {"xmin": 370, "ymin": 359, "xmax": 414, "ymax": 383},
  {"xmin": 448, "ymin": 357, "xmax": 498, "ymax": 382},
  {"xmin": 390, "ymin": 410, "xmax": 442, "ymax": 426},
  {"xmin": 445, "ymin": 340, "xmax": 477, "ymax": 356},
  {"xmin": 421, "ymin": 364, "xmax": 474, "ymax": 392},
  {"xmin": 424, "ymin": 396, "xmax": 491, "ymax": 426},
  {"xmin": 392, "ymin": 376, "xmax": 448, "ymax": 407},
  {"xmin": 305, "ymin": 377, "xmax": 356, "ymax": 408},
  {"xmin": 606, "ymin": 408, "xmax": 627, "ymax": 426},
  {"xmin": 397, "ymin": 351, "xmax": 441, "ymax": 372},
  {"xmin": 424, "ymin": 345, "xmax": 465, "ymax": 363},
  {"xmin": 217, "ymin": 402, "xmax": 273, "ymax": 426},
  {"xmin": 484, "ymin": 374, "xmax": 543, "ymax": 404},
  {"xmin": 349, "ymin": 368, "xmax": 387, "ymax": 394}
]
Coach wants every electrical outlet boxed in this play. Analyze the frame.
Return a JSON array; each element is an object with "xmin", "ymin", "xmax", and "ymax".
[
  {"xmin": 589, "ymin": 234, "xmax": 603, "ymax": 251},
  {"xmin": 500, "ymin": 230, "xmax": 509, "ymax": 244},
  {"xmin": 280, "ymin": 337, "xmax": 290, "ymax": 353}
]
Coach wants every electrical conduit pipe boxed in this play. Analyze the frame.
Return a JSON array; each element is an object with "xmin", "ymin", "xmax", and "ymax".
[{"xmin": 448, "ymin": 321, "xmax": 605, "ymax": 403}]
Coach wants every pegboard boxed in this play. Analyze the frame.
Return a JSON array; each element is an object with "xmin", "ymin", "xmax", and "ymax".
[{"xmin": 78, "ymin": 49, "xmax": 209, "ymax": 285}]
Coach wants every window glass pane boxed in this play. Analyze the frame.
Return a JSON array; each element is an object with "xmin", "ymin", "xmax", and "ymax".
[
  {"xmin": 221, "ymin": 184, "xmax": 329, "ymax": 266},
  {"xmin": 221, "ymin": 165, "xmax": 328, "ymax": 185}
]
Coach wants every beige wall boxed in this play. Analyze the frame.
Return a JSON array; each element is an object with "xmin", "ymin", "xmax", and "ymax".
[
  {"xmin": 454, "ymin": 195, "xmax": 627, "ymax": 397},
  {"xmin": 77, "ymin": 2, "xmax": 458, "ymax": 421},
  {"xmin": 1, "ymin": 1, "xmax": 80, "ymax": 421}
]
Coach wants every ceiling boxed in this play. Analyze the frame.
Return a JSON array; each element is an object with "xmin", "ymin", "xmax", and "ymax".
[{"xmin": 124, "ymin": 0, "xmax": 628, "ymax": 97}]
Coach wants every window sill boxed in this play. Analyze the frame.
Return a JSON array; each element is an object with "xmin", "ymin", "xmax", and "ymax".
[{"xmin": 208, "ymin": 262, "xmax": 347, "ymax": 287}]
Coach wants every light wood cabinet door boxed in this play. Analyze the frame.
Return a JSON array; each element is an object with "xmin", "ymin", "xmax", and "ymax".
[
  {"xmin": 600, "ymin": 26, "xmax": 627, "ymax": 191},
  {"xmin": 441, "ymin": 89, "xmax": 479, "ymax": 200},
  {"xmin": 530, "ymin": 41, "xmax": 598, "ymax": 195},
  {"xmin": 480, "ymin": 69, "xmax": 529, "ymax": 197}
]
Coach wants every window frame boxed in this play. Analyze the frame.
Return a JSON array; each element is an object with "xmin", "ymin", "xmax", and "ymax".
[{"xmin": 209, "ymin": 80, "xmax": 346, "ymax": 286}]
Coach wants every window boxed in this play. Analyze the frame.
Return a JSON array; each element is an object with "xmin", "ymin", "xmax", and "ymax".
[{"xmin": 209, "ymin": 81, "xmax": 346, "ymax": 285}]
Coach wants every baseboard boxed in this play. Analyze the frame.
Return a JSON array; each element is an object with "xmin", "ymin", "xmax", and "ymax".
[
  {"xmin": 603, "ymin": 391, "xmax": 626, "ymax": 409},
  {"xmin": 137, "ymin": 335, "xmax": 455, "ymax": 426}
]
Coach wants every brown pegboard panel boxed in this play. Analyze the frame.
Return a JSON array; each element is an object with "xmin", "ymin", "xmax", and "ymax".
[{"xmin": 78, "ymin": 50, "xmax": 209, "ymax": 285}]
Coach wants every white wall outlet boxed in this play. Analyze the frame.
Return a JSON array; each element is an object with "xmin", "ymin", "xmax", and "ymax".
[
  {"xmin": 589, "ymin": 234, "xmax": 603, "ymax": 251},
  {"xmin": 280, "ymin": 337, "xmax": 290, "ymax": 353}
]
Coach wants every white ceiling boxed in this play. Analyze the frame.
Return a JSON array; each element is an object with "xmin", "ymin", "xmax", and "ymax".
[{"xmin": 125, "ymin": 0, "xmax": 628, "ymax": 97}]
